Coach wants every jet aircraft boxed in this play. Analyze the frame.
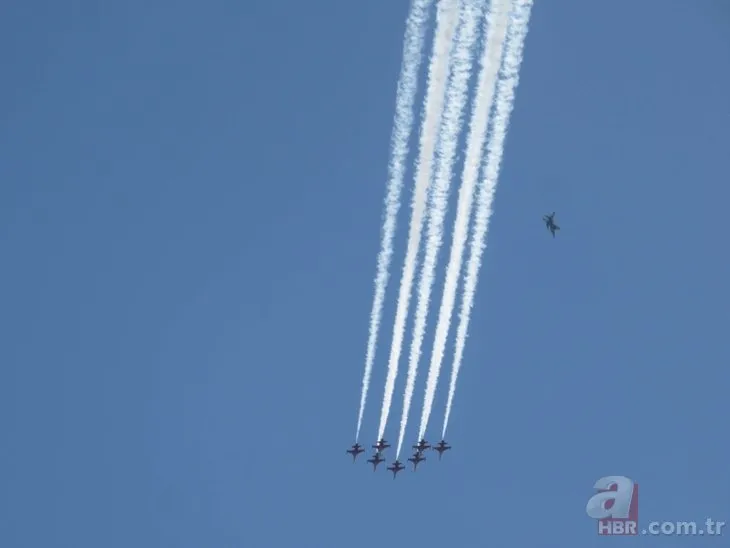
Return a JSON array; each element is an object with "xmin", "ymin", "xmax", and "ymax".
[
  {"xmin": 543, "ymin": 212, "xmax": 560, "ymax": 237},
  {"xmin": 412, "ymin": 439, "xmax": 430, "ymax": 453},
  {"xmin": 408, "ymin": 451, "xmax": 426, "ymax": 470},
  {"xmin": 346, "ymin": 443, "xmax": 364, "ymax": 461},
  {"xmin": 433, "ymin": 440, "xmax": 451, "ymax": 459},
  {"xmin": 367, "ymin": 452, "xmax": 385, "ymax": 471},
  {"xmin": 387, "ymin": 460, "xmax": 405, "ymax": 479},
  {"xmin": 372, "ymin": 438, "xmax": 390, "ymax": 453}
]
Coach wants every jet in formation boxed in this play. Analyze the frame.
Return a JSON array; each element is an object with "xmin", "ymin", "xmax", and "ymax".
[
  {"xmin": 387, "ymin": 460, "xmax": 405, "ymax": 479},
  {"xmin": 367, "ymin": 452, "xmax": 385, "ymax": 471},
  {"xmin": 412, "ymin": 438, "xmax": 431, "ymax": 453},
  {"xmin": 433, "ymin": 440, "xmax": 451, "ymax": 460},
  {"xmin": 346, "ymin": 443, "xmax": 364, "ymax": 462},
  {"xmin": 408, "ymin": 451, "xmax": 425, "ymax": 471},
  {"xmin": 346, "ymin": 438, "xmax": 452, "ymax": 475},
  {"xmin": 372, "ymin": 438, "xmax": 390, "ymax": 453},
  {"xmin": 543, "ymin": 212, "xmax": 559, "ymax": 237}
]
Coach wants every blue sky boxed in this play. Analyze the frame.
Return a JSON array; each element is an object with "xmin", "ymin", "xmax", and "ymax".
[{"xmin": 1, "ymin": 0, "xmax": 728, "ymax": 546}]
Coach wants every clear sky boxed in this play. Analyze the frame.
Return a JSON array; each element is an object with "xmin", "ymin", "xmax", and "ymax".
[{"xmin": 1, "ymin": 1, "xmax": 728, "ymax": 546}]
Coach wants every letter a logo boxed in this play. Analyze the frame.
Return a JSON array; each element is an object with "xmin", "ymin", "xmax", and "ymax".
[
  {"xmin": 586, "ymin": 476, "xmax": 635, "ymax": 518},
  {"xmin": 586, "ymin": 476, "xmax": 639, "ymax": 536}
]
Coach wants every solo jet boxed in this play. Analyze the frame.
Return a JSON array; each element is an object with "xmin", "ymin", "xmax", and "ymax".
[
  {"xmin": 372, "ymin": 438, "xmax": 390, "ymax": 453},
  {"xmin": 346, "ymin": 443, "xmax": 364, "ymax": 462},
  {"xmin": 387, "ymin": 460, "xmax": 405, "ymax": 479},
  {"xmin": 433, "ymin": 440, "xmax": 451, "ymax": 460},
  {"xmin": 543, "ymin": 212, "xmax": 560, "ymax": 237},
  {"xmin": 367, "ymin": 452, "xmax": 385, "ymax": 471},
  {"xmin": 412, "ymin": 439, "xmax": 430, "ymax": 453},
  {"xmin": 408, "ymin": 451, "xmax": 426, "ymax": 471}
]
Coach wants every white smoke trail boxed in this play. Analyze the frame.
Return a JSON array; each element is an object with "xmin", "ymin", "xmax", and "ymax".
[
  {"xmin": 376, "ymin": 0, "xmax": 460, "ymax": 442},
  {"xmin": 442, "ymin": 0, "xmax": 533, "ymax": 438},
  {"xmin": 418, "ymin": 0, "xmax": 511, "ymax": 441},
  {"xmin": 394, "ymin": 0, "xmax": 482, "ymax": 459},
  {"xmin": 355, "ymin": 0, "xmax": 434, "ymax": 441}
]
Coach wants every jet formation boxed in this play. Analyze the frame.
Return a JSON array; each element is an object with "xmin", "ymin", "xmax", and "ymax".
[
  {"xmin": 346, "ymin": 214, "xmax": 555, "ymax": 476},
  {"xmin": 346, "ymin": 438, "xmax": 451, "ymax": 478},
  {"xmin": 346, "ymin": 210, "xmax": 556, "ymax": 475}
]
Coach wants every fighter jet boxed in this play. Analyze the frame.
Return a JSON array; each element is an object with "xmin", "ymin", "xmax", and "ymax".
[
  {"xmin": 346, "ymin": 443, "xmax": 364, "ymax": 462},
  {"xmin": 543, "ymin": 212, "xmax": 560, "ymax": 237},
  {"xmin": 408, "ymin": 451, "xmax": 426, "ymax": 471},
  {"xmin": 433, "ymin": 440, "xmax": 451, "ymax": 460},
  {"xmin": 387, "ymin": 460, "xmax": 405, "ymax": 479},
  {"xmin": 372, "ymin": 438, "xmax": 390, "ymax": 453},
  {"xmin": 412, "ymin": 439, "xmax": 430, "ymax": 453},
  {"xmin": 366, "ymin": 452, "xmax": 385, "ymax": 471}
]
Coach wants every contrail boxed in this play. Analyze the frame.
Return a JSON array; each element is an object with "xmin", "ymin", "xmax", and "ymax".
[
  {"xmin": 394, "ymin": 0, "xmax": 482, "ymax": 458},
  {"xmin": 442, "ymin": 0, "xmax": 533, "ymax": 438},
  {"xmin": 376, "ymin": 0, "xmax": 459, "ymax": 442},
  {"xmin": 418, "ymin": 0, "xmax": 511, "ymax": 441},
  {"xmin": 355, "ymin": 0, "xmax": 434, "ymax": 441}
]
